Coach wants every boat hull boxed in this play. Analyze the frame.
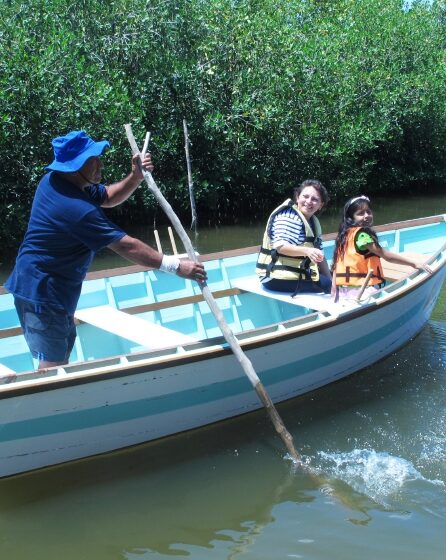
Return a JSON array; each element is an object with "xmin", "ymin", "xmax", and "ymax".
[{"xmin": 0, "ymin": 265, "xmax": 444, "ymax": 478}]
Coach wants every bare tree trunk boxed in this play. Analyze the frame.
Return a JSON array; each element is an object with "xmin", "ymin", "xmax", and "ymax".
[{"xmin": 183, "ymin": 119, "xmax": 198, "ymax": 233}]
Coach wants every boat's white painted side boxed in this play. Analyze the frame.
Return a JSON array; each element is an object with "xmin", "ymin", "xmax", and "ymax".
[{"xmin": 0, "ymin": 262, "xmax": 444, "ymax": 478}]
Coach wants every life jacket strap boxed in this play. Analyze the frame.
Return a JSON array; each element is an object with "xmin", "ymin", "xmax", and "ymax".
[
  {"xmin": 336, "ymin": 267, "xmax": 385, "ymax": 283},
  {"xmin": 265, "ymin": 248, "xmax": 279, "ymax": 278},
  {"xmin": 291, "ymin": 257, "xmax": 314, "ymax": 297}
]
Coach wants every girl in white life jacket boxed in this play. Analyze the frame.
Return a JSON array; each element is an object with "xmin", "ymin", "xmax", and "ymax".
[{"xmin": 256, "ymin": 179, "xmax": 332, "ymax": 295}]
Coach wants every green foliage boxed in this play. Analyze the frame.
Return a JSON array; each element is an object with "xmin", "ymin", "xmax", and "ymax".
[{"xmin": 1, "ymin": 0, "xmax": 445, "ymax": 252}]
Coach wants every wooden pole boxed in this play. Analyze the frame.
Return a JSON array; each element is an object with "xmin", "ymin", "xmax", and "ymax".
[
  {"xmin": 141, "ymin": 132, "xmax": 151, "ymax": 159},
  {"xmin": 183, "ymin": 119, "xmax": 198, "ymax": 233},
  {"xmin": 356, "ymin": 270, "xmax": 374, "ymax": 302},
  {"xmin": 153, "ymin": 229, "xmax": 162, "ymax": 253},
  {"xmin": 125, "ymin": 123, "xmax": 302, "ymax": 465},
  {"xmin": 168, "ymin": 226, "xmax": 178, "ymax": 255}
]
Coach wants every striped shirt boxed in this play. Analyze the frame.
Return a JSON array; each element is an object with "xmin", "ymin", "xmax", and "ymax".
[{"xmin": 269, "ymin": 208, "xmax": 322, "ymax": 250}]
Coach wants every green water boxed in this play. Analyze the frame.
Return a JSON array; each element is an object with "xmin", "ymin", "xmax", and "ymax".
[
  {"xmin": 2, "ymin": 190, "xmax": 445, "ymax": 282},
  {"xmin": 0, "ymin": 192, "xmax": 445, "ymax": 559},
  {"xmin": 70, "ymin": 190, "xmax": 446, "ymax": 273}
]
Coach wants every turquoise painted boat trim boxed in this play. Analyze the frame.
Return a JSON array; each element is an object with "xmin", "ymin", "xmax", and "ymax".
[{"xmin": 0, "ymin": 299, "xmax": 423, "ymax": 443}]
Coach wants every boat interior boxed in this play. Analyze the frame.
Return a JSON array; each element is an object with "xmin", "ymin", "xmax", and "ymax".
[{"xmin": 0, "ymin": 217, "xmax": 445, "ymax": 379}]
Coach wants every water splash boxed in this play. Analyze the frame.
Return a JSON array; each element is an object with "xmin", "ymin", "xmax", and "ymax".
[{"xmin": 317, "ymin": 448, "xmax": 443, "ymax": 507}]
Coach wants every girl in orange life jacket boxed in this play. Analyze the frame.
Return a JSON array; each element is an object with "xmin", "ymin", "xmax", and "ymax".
[{"xmin": 331, "ymin": 196, "xmax": 433, "ymax": 301}]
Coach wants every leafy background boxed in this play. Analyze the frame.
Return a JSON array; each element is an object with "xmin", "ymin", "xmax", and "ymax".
[{"xmin": 1, "ymin": 0, "xmax": 445, "ymax": 253}]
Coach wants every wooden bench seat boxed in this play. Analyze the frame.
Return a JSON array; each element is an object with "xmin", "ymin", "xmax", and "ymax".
[
  {"xmin": 231, "ymin": 278, "xmax": 344, "ymax": 315},
  {"xmin": 74, "ymin": 305, "xmax": 196, "ymax": 350},
  {"xmin": 0, "ymin": 362, "xmax": 16, "ymax": 379}
]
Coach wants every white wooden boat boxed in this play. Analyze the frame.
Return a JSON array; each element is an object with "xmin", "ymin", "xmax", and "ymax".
[{"xmin": 0, "ymin": 215, "xmax": 445, "ymax": 478}]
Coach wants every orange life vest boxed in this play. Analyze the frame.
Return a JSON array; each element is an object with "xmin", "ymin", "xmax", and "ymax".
[{"xmin": 335, "ymin": 227, "xmax": 384, "ymax": 287}]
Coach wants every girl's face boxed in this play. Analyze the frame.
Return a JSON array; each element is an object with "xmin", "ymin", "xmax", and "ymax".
[
  {"xmin": 352, "ymin": 203, "xmax": 373, "ymax": 227},
  {"xmin": 296, "ymin": 186, "xmax": 324, "ymax": 218}
]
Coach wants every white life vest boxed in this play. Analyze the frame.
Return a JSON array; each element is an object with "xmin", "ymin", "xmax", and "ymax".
[{"xmin": 256, "ymin": 199, "xmax": 322, "ymax": 282}]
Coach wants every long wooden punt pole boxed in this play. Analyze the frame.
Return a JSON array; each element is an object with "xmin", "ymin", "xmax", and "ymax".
[{"xmin": 125, "ymin": 124, "xmax": 302, "ymax": 465}]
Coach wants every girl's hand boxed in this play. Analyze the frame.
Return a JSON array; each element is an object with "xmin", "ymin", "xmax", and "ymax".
[{"xmin": 418, "ymin": 262, "xmax": 433, "ymax": 274}]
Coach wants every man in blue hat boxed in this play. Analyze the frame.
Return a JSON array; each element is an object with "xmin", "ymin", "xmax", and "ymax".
[{"xmin": 5, "ymin": 130, "xmax": 206, "ymax": 370}]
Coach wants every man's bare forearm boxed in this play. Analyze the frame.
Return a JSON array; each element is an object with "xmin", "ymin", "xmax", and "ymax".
[{"xmin": 108, "ymin": 235, "xmax": 163, "ymax": 268}]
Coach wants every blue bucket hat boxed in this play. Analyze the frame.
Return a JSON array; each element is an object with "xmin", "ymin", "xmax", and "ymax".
[{"xmin": 45, "ymin": 130, "xmax": 110, "ymax": 173}]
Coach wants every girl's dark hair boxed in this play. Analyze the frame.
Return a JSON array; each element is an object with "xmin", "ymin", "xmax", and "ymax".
[
  {"xmin": 293, "ymin": 179, "xmax": 329, "ymax": 212},
  {"xmin": 331, "ymin": 196, "xmax": 380, "ymax": 271}
]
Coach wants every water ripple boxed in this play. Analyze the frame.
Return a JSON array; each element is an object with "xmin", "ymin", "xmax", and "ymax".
[{"xmin": 429, "ymin": 319, "xmax": 446, "ymax": 352}]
